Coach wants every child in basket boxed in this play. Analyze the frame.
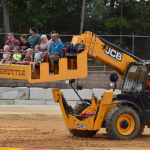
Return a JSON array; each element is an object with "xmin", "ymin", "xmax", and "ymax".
[
  {"xmin": 21, "ymin": 48, "xmax": 33, "ymax": 64},
  {"xmin": 30, "ymin": 45, "xmax": 43, "ymax": 75},
  {"xmin": 0, "ymin": 45, "xmax": 10, "ymax": 64},
  {"xmin": 13, "ymin": 46, "xmax": 21, "ymax": 63},
  {"xmin": 7, "ymin": 46, "xmax": 21, "ymax": 64}
]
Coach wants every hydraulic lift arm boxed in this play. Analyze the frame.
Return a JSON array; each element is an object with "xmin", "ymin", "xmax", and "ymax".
[{"xmin": 71, "ymin": 31, "xmax": 143, "ymax": 79}]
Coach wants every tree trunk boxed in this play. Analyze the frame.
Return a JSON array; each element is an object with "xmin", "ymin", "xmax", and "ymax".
[
  {"xmin": 109, "ymin": 0, "xmax": 115, "ymax": 42},
  {"xmin": 120, "ymin": 2, "xmax": 123, "ymax": 47},
  {"xmin": 79, "ymin": 0, "xmax": 85, "ymax": 35},
  {"xmin": 2, "ymin": 0, "xmax": 10, "ymax": 41}
]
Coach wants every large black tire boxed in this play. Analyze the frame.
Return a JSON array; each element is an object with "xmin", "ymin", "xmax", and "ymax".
[
  {"xmin": 105, "ymin": 106, "xmax": 140, "ymax": 140},
  {"xmin": 69, "ymin": 129, "xmax": 98, "ymax": 137},
  {"xmin": 69, "ymin": 102, "xmax": 98, "ymax": 137},
  {"xmin": 73, "ymin": 102, "xmax": 90, "ymax": 115}
]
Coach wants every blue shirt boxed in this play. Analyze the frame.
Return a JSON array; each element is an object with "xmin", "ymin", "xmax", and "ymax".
[
  {"xmin": 27, "ymin": 34, "xmax": 41, "ymax": 48},
  {"xmin": 49, "ymin": 40, "xmax": 64, "ymax": 57}
]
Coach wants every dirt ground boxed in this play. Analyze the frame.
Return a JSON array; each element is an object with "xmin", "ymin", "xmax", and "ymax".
[{"xmin": 0, "ymin": 113, "xmax": 150, "ymax": 150}]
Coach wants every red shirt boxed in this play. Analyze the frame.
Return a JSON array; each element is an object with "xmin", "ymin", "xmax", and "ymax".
[
  {"xmin": 5, "ymin": 39, "xmax": 20, "ymax": 50},
  {"xmin": 146, "ymin": 80, "xmax": 150, "ymax": 90}
]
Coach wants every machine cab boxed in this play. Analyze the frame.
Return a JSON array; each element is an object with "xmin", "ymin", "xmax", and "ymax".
[{"xmin": 118, "ymin": 62, "xmax": 150, "ymax": 110}]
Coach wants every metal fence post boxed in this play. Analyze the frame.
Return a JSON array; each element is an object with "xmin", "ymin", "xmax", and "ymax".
[
  {"xmin": 104, "ymin": 65, "xmax": 106, "ymax": 71},
  {"xmin": 132, "ymin": 32, "xmax": 134, "ymax": 55}
]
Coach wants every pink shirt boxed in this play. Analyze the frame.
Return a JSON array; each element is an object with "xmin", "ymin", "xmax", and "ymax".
[{"xmin": 5, "ymin": 39, "xmax": 20, "ymax": 50}]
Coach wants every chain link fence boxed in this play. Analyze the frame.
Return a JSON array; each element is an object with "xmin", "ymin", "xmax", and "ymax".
[{"xmin": 0, "ymin": 33, "xmax": 149, "ymax": 71}]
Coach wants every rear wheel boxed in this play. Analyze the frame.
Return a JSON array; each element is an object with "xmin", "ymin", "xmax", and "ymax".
[
  {"xmin": 69, "ymin": 129, "xmax": 97, "ymax": 137},
  {"xmin": 69, "ymin": 102, "xmax": 98, "ymax": 137},
  {"xmin": 105, "ymin": 106, "xmax": 140, "ymax": 140},
  {"xmin": 73, "ymin": 102, "xmax": 90, "ymax": 114}
]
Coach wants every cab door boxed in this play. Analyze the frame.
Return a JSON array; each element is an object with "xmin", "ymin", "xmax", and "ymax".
[{"xmin": 142, "ymin": 71, "xmax": 150, "ymax": 110}]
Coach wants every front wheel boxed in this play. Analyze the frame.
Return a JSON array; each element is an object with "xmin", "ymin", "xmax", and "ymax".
[
  {"xmin": 105, "ymin": 106, "xmax": 140, "ymax": 140},
  {"xmin": 69, "ymin": 102, "xmax": 98, "ymax": 137}
]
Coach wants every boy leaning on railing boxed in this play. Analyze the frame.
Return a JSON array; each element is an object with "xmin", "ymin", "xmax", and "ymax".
[
  {"xmin": 20, "ymin": 48, "xmax": 33, "ymax": 64},
  {"xmin": 6, "ymin": 46, "xmax": 21, "ymax": 64},
  {"xmin": 30, "ymin": 45, "xmax": 43, "ymax": 75}
]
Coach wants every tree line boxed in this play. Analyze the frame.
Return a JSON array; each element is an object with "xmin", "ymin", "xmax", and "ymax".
[{"xmin": 1, "ymin": 0, "xmax": 150, "ymax": 59}]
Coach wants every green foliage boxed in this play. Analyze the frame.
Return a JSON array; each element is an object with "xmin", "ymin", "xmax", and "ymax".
[
  {"xmin": 112, "ymin": 38, "xmax": 125, "ymax": 46},
  {"xmin": 1, "ymin": 0, "xmax": 150, "ymax": 59},
  {"xmin": 105, "ymin": 17, "xmax": 130, "ymax": 29},
  {"xmin": 0, "ymin": 3, "xmax": 3, "ymax": 32}
]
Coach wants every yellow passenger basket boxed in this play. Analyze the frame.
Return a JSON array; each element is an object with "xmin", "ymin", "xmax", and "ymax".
[{"xmin": 0, "ymin": 48, "xmax": 88, "ymax": 83}]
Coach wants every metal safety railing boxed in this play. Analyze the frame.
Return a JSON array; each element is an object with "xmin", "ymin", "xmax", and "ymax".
[
  {"xmin": 0, "ymin": 52, "xmax": 31, "ymax": 65},
  {"xmin": 0, "ymin": 52, "xmax": 49, "ymax": 65}
]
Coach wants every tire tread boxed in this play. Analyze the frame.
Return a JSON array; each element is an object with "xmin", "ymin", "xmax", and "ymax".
[{"xmin": 105, "ymin": 106, "xmax": 140, "ymax": 140}]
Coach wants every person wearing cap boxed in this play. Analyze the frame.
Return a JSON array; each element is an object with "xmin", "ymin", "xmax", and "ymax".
[
  {"xmin": 146, "ymin": 73, "xmax": 150, "ymax": 90},
  {"xmin": 48, "ymin": 33, "xmax": 64, "ymax": 75}
]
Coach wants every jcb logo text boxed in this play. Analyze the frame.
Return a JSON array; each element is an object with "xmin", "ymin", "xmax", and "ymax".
[
  {"xmin": 105, "ymin": 47, "xmax": 122, "ymax": 61},
  {"xmin": 77, "ymin": 124, "xmax": 87, "ymax": 129}
]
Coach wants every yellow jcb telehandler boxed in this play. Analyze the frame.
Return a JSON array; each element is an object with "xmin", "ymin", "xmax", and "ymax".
[
  {"xmin": 0, "ymin": 31, "xmax": 149, "ymax": 140},
  {"xmin": 52, "ymin": 32, "xmax": 150, "ymax": 140}
]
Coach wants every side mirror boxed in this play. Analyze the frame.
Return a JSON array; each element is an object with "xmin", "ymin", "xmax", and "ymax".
[
  {"xmin": 110, "ymin": 73, "xmax": 118, "ymax": 83},
  {"xmin": 77, "ymin": 85, "xmax": 83, "ymax": 90},
  {"xmin": 110, "ymin": 73, "xmax": 118, "ymax": 92}
]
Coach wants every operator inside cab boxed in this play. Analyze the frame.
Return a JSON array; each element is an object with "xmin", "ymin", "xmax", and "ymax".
[{"xmin": 146, "ymin": 73, "xmax": 150, "ymax": 90}]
